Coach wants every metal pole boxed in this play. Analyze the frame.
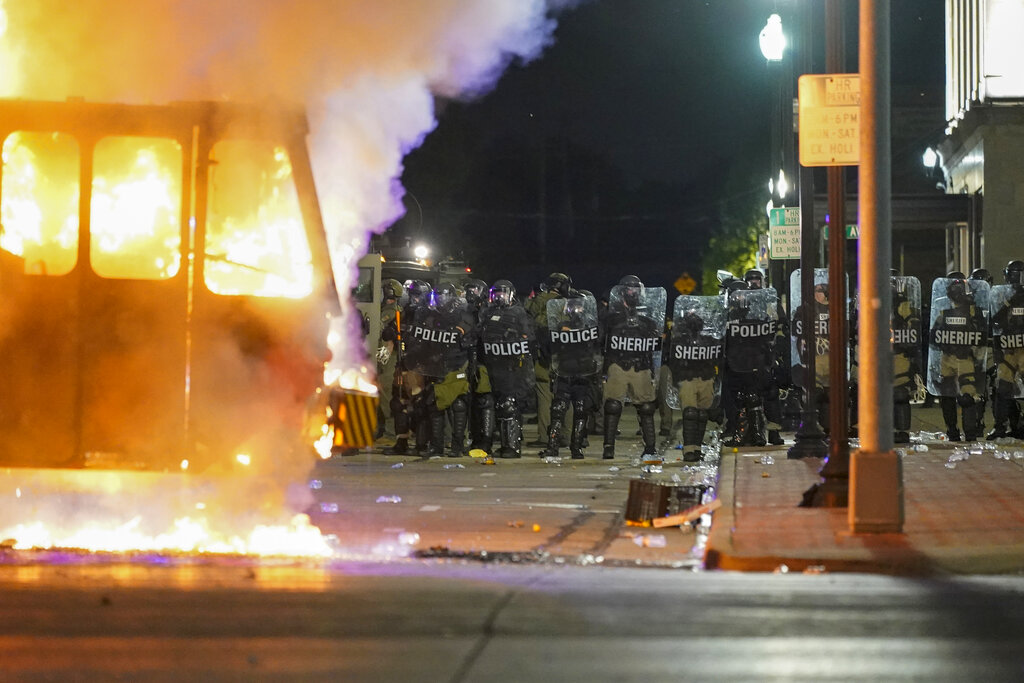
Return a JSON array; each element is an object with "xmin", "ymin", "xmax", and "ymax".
[
  {"xmin": 788, "ymin": 0, "xmax": 828, "ymax": 461},
  {"xmin": 850, "ymin": 0, "xmax": 903, "ymax": 532},
  {"xmin": 809, "ymin": 0, "xmax": 851, "ymax": 507}
]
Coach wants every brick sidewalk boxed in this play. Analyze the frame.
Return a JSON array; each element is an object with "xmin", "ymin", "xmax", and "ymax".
[{"xmin": 704, "ymin": 433, "xmax": 1024, "ymax": 574}]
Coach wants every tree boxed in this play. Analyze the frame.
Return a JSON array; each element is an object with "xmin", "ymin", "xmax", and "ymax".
[{"xmin": 699, "ymin": 164, "xmax": 765, "ymax": 294}]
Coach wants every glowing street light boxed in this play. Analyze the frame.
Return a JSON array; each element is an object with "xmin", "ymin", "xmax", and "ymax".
[
  {"xmin": 759, "ymin": 14, "xmax": 786, "ymax": 62},
  {"xmin": 413, "ymin": 244, "xmax": 429, "ymax": 260},
  {"xmin": 922, "ymin": 146, "xmax": 938, "ymax": 169}
]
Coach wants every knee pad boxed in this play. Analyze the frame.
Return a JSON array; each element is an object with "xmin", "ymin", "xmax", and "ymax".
[
  {"xmin": 450, "ymin": 394, "xmax": 468, "ymax": 416},
  {"xmin": 496, "ymin": 395, "xmax": 517, "ymax": 419},
  {"xmin": 957, "ymin": 393, "xmax": 978, "ymax": 408},
  {"xmin": 636, "ymin": 401, "xmax": 657, "ymax": 417},
  {"xmin": 604, "ymin": 398, "xmax": 623, "ymax": 416},
  {"xmin": 551, "ymin": 397, "xmax": 570, "ymax": 419},
  {"xmin": 474, "ymin": 392, "xmax": 494, "ymax": 412},
  {"xmin": 682, "ymin": 406, "xmax": 701, "ymax": 421}
]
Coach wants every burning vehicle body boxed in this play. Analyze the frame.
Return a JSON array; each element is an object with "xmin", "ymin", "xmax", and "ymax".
[{"xmin": 0, "ymin": 98, "xmax": 352, "ymax": 475}]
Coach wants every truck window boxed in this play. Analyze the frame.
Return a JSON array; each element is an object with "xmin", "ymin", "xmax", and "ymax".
[
  {"xmin": 204, "ymin": 140, "xmax": 313, "ymax": 298},
  {"xmin": 0, "ymin": 131, "xmax": 80, "ymax": 275},
  {"xmin": 353, "ymin": 266, "xmax": 375, "ymax": 303},
  {"xmin": 91, "ymin": 136, "xmax": 183, "ymax": 280}
]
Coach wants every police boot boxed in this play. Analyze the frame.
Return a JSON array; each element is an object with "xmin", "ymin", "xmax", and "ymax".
[
  {"xmin": 570, "ymin": 416, "xmax": 588, "ymax": 459},
  {"xmin": 499, "ymin": 415, "xmax": 523, "ymax": 458},
  {"xmin": 542, "ymin": 398, "xmax": 569, "ymax": 458},
  {"xmin": 893, "ymin": 400, "xmax": 912, "ymax": 444},
  {"xmin": 427, "ymin": 410, "xmax": 447, "ymax": 456},
  {"xmin": 384, "ymin": 407, "xmax": 412, "ymax": 454},
  {"xmin": 638, "ymin": 402, "xmax": 658, "ymax": 457},
  {"xmin": 384, "ymin": 437, "xmax": 409, "ymax": 455},
  {"xmin": 414, "ymin": 418, "xmax": 431, "ymax": 456},
  {"xmin": 940, "ymin": 396, "xmax": 960, "ymax": 441},
  {"xmin": 681, "ymin": 407, "xmax": 704, "ymax": 463},
  {"xmin": 746, "ymin": 404, "xmax": 768, "ymax": 448},
  {"xmin": 723, "ymin": 405, "xmax": 747, "ymax": 448},
  {"xmin": 449, "ymin": 398, "xmax": 469, "ymax": 457},
  {"xmin": 477, "ymin": 395, "xmax": 496, "ymax": 452},
  {"xmin": 986, "ymin": 394, "xmax": 1011, "ymax": 440},
  {"xmin": 961, "ymin": 397, "xmax": 980, "ymax": 442},
  {"xmin": 602, "ymin": 399, "xmax": 622, "ymax": 459}
]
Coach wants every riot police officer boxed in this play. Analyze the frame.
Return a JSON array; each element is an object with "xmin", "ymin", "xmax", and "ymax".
[
  {"xmin": 928, "ymin": 275, "xmax": 990, "ymax": 441},
  {"xmin": 987, "ymin": 259, "xmax": 1024, "ymax": 439},
  {"xmin": 669, "ymin": 296, "xmax": 725, "ymax": 462},
  {"xmin": 890, "ymin": 273, "xmax": 922, "ymax": 443},
  {"xmin": 376, "ymin": 278, "xmax": 405, "ymax": 440},
  {"xmin": 475, "ymin": 280, "xmax": 537, "ymax": 458},
  {"xmin": 526, "ymin": 272, "xmax": 574, "ymax": 446},
  {"xmin": 743, "ymin": 269, "xmax": 785, "ymax": 444},
  {"xmin": 601, "ymin": 275, "xmax": 666, "ymax": 459},
  {"xmin": 384, "ymin": 279, "xmax": 433, "ymax": 455},
  {"xmin": 543, "ymin": 293, "xmax": 602, "ymax": 459},
  {"xmin": 724, "ymin": 281, "xmax": 781, "ymax": 447},
  {"xmin": 462, "ymin": 278, "xmax": 489, "ymax": 449}
]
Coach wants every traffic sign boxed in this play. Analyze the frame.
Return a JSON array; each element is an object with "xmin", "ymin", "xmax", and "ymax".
[
  {"xmin": 768, "ymin": 207, "xmax": 800, "ymax": 260},
  {"xmin": 674, "ymin": 272, "xmax": 697, "ymax": 295},
  {"xmin": 822, "ymin": 223, "xmax": 860, "ymax": 239},
  {"xmin": 798, "ymin": 73, "xmax": 860, "ymax": 166}
]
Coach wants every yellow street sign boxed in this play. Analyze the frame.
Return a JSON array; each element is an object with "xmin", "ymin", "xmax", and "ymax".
[{"xmin": 674, "ymin": 273, "xmax": 697, "ymax": 295}]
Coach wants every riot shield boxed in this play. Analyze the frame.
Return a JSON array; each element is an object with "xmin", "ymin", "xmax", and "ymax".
[
  {"xmin": 990, "ymin": 283, "xmax": 1024, "ymax": 399},
  {"xmin": 726, "ymin": 286, "xmax": 779, "ymax": 374},
  {"xmin": 479, "ymin": 303, "xmax": 537, "ymax": 399},
  {"xmin": 606, "ymin": 284, "xmax": 667, "ymax": 378},
  {"xmin": 789, "ymin": 268, "xmax": 848, "ymax": 388},
  {"xmin": 890, "ymin": 275, "xmax": 923, "ymax": 390},
  {"xmin": 403, "ymin": 306, "xmax": 466, "ymax": 379},
  {"xmin": 927, "ymin": 277, "xmax": 990, "ymax": 397},
  {"xmin": 669, "ymin": 295, "xmax": 726, "ymax": 409},
  {"xmin": 547, "ymin": 294, "xmax": 602, "ymax": 377}
]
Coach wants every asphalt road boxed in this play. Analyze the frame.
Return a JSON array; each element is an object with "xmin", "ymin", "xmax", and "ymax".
[{"xmin": 1, "ymin": 562, "xmax": 1023, "ymax": 681}]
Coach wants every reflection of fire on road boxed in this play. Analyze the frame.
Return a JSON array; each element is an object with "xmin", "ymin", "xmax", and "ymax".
[{"xmin": 0, "ymin": 0, "xmax": 567, "ymax": 556}]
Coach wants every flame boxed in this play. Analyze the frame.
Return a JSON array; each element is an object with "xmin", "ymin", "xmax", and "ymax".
[
  {"xmin": 0, "ymin": 470, "xmax": 334, "ymax": 558},
  {"xmin": 1, "ymin": 131, "xmax": 312, "ymax": 298}
]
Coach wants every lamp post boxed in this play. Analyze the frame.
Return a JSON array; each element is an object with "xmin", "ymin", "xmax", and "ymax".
[{"xmin": 786, "ymin": 2, "xmax": 828, "ymax": 461}]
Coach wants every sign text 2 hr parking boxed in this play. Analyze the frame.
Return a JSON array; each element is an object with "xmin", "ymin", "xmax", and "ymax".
[{"xmin": 798, "ymin": 74, "xmax": 860, "ymax": 167}]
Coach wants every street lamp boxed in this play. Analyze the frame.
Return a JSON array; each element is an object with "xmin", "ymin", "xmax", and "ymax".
[
  {"xmin": 759, "ymin": 14, "xmax": 787, "ymax": 62},
  {"xmin": 922, "ymin": 146, "xmax": 938, "ymax": 169},
  {"xmin": 413, "ymin": 244, "xmax": 429, "ymax": 261}
]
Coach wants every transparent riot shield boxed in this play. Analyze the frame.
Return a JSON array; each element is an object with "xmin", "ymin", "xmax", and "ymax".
[
  {"xmin": 479, "ymin": 303, "xmax": 537, "ymax": 399},
  {"xmin": 889, "ymin": 275, "xmax": 924, "ymax": 396},
  {"xmin": 725, "ymin": 286, "xmax": 779, "ymax": 375},
  {"xmin": 606, "ymin": 284, "xmax": 667, "ymax": 383},
  {"xmin": 547, "ymin": 294, "xmax": 601, "ymax": 377},
  {"xmin": 990, "ymin": 283, "xmax": 1024, "ymax": 398},
  {"xmin": 789, "ymin": 268, "xmax": 848, "ymax": 389},
  {"xmin": 927, "ymin": 277, "xmax": 990, "ymax": 397},
  {"xmin": 403, "ymin": 305, "xmax": 464, "ymax": 379},
  {"xmin": 668, "ymin": 294, "xmax": 726, "ymax": 410}
]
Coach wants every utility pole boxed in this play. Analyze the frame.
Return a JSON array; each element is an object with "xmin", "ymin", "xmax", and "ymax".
[
  {"xmin": 808, "ymin": 0, "xmax": 851, "ymax": 507},
  {"xmin": 787, "ymin": 0, "xmax": 828, "ymax": 462},
  {"xmin": 850, "ymin": 0, "xmax": 903, "ymax": 532}
]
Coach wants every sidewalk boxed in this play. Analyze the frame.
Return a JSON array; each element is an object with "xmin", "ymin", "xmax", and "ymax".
[{"xmin": 704, "ymin": 405, "xmax": 1024, "ymax": 575}]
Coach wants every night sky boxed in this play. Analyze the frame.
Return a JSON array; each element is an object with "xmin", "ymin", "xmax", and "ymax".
[{"xmin": 390, "ymin": 0, "xmax": 945, "ymax": 297}]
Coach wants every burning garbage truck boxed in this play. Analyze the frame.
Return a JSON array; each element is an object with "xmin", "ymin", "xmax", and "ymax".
[{"xmin": 0, "ymin": 98, "xmax": 371, "ymax": 476}]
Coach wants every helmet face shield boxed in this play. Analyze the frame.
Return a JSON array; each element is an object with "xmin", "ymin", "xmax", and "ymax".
[
  {"xmin": 488, "ymin": 280, "xmax": 515, "ymax": 307},
  {"xmin": 1005, "ymin": 260, "xmax": 1024, "ymax": 285}
]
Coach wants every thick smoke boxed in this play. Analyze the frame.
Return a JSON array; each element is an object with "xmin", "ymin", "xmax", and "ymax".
[{"xmin": 0, "ymin": 0, "xmax": 569, "ymax": 551}]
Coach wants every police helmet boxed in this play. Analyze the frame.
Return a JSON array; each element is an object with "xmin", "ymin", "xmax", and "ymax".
[
  {"xmin": 463, "ymin": 278, "xmax": 488, "ymax": 305},
  {"xmin": 382, "ymin": 278, "xmax": 404, "ymax": 301},
  {"xmin": 946, "ymin": 277, "xmax": 970, "ymax": 304},
  {"xmin": 813, "ymin": 282, "xmax": 829, "ymax": 299},
  {"xmin": 618, "ymin": 274, "xmax": 644, "ymax": 306},
  {"xmin": 489, "ymin": 280, "xmax": 516, "ymax": 307},
  {"xmin": 946, "ymin": 271, "xmax": 966, "ymax": 279},
  {"xmin": 564, "ymin": 297, "xmax": 585, "ymax": 318},
  {"xmin": 405, "ymin": 279, "xmax": 432, "ymax": 306},
  {"xmin": 430, "ymin": 283, "xmax": 459, "ymax": 310},
  {"xmin": 546, "ymin": 272, "xmax": 573, "ymax": 297},
  {"xmin": 743, "ymin": 269, "xmax": 764, "ymax": 289},
  {"xmin": 1004, "ymin": 259, "xmax": 1024, "ymax": 285},
  {"xmin": 969, "ymin": 268, "xmax": 992, "ymax": 285}
]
